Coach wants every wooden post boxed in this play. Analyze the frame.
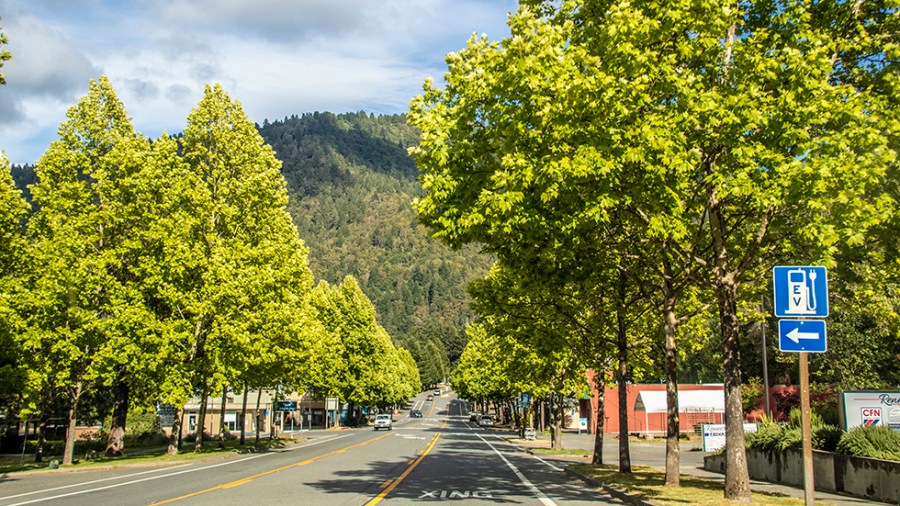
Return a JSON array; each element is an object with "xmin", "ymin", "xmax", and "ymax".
[{"xmin": 799, "ymin": 352, "xmax": 815, "ymax": 506}]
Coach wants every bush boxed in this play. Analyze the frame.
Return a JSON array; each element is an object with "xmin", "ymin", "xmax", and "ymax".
[
  {"xmin": 836, "ymin": 425, "xmax": 900, "ymax": 461},
  {"xmin": 745, "ymin": 423, "xmax": 787, "ymax": 452},
  {"xmin": 812, "ymin": 425, "xmax": 843, "ymax": 453},
  {"xmin": 745, "ymin": 409, "xmax": 845, "ymax": 453}
]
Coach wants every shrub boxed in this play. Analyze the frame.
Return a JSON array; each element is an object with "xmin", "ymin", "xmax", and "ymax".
[
  {"xmin": 812, "ymin": 425, "xmax": 843, "ymax": 452},
  {"xmin": 836, "ymin": 425, "xmax": 900, "ymax": 461},
  {"xmin": 745, "ymin": 409, "xmax": 845, "ymax": 453},
  {"xmin": 745, "ymin": 423, "xmax": 787, "ymax": 452}
]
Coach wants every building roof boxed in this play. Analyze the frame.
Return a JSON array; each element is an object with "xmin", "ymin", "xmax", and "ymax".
[{"xmin": 634, "ymin": 389, "xmax": 725, "ymax": 413}]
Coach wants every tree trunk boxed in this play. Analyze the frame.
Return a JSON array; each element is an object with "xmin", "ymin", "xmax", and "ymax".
[
  {"xmin": 254, "ymin": 388, "xmax": 262, "ymax": 444},
  {"xmin": 240, "ymin": 384, "xmax": 249, "ymax": 446},
  {"xmin": 550, "ymin": 393, "xmax": 563, "ymax": 450},
  {"xmin": 217, "ymin": 386, "xmax": 227, "ymax": 449},
  {"xmin": 717, "ymin": 275, "xmax": 752, "ymax": 501},
  {"xmin": 195, "ymin": 382, "xmax": 208, "ymax": 453},
  {"xmin": 35, "ymin": 415, "xmax": 46, "ymax": 463},
  {"xmin": 616, "ymin": 271, "xmax": 632, "ymax": 473},
  {"xmin": 663, "ymin": 302, "xmax": 681, "ymax": 485},
  {"xmin": 105, "ymin": 372, "xmax": 129, "ymax": 457},
  {"xmin": 707, "ymin": 177, "xmax": 752, "ymax": 501},
  {"xmin": 62, "ymin": 381, "xmax": 83, "ymax": 466},
  {"xmin": 662, "ymin": 256, "xmax": 681, "ymax": 486},
  {"xmin": 592, "ymin": 370, "xmax": 605, "ymax": 465},
  {"xmin": 167, "ymin": 409, "xmax": 182, "ymax": 456}
]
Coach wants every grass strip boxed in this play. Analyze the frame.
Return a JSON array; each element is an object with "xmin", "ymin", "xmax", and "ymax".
[
  {"xmin": 0, "ymin": 438, "xmax": 299, "ymax": 474},
  {"xmin": 568, "ymin": 464, "xmax": 836, "ymax": 506}
]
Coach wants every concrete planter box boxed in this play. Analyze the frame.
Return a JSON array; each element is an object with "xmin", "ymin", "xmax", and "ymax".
[{"xmin": 704, "ymin": 448, "xmax": 900, "ymax": 504}]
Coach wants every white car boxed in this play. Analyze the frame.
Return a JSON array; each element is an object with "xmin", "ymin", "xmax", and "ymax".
[
  {"xmin": 373, "ymin": 413, "xmax": 392, "ymax": 430},
  {"xmin": 479, "ymin": 414, "xmax": 495, "ymax": 428}
]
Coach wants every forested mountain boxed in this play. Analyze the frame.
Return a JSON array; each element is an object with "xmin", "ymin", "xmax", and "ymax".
[{"xmin": 257, "ymin": 112, "xmax": 492, "ymax": 384}]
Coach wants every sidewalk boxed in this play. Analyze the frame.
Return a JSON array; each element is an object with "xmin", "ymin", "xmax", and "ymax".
[{"xmin": 509, "ymin": 430, "xmax": 888, "ymax": 505}]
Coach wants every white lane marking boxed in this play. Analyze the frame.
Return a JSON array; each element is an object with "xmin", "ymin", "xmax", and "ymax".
[
  {"xmin": 473, "ymin": 432, "xmax": 558, "ymax": 506},
  {"xmin": 488, "ymin": 433, "xmax": 564, "ymax": 471},
  {"xmin": 0, "ymin": 465, "xmax": 192, "ymax": 501},
  {"xmin": 1, "ymin": 434, "xmax": 353, "ymax": 505}
]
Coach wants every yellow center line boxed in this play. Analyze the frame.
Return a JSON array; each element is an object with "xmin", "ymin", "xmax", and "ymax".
[
  {"xmin": 148, "ymin": 432, "xmax": 392, "ymax": 505},
  {"xmin": 365, "ymin": 404, "xmax": 450, "ymax": 506}
]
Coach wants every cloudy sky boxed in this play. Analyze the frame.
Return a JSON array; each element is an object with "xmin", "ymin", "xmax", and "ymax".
[{"xmin": 0, "ymin": 0, "xmax": 516, "ymax": 164}]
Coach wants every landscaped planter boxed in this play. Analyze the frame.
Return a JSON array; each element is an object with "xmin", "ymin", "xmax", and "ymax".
[{"xmin": 704, "ymin": 448, "xmax": 900, "ymax": 504}]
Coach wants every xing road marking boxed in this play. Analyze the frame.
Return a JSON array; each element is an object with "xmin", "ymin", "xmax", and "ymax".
[
  {"xmin": 418, "ymin": 490, "xmax": 494, "ymax": 499},
  {"xmin": 149, "ymin": 432, "xmax": 391, "ymax": 505},
  {"xmin": 365, "ymin": 419, "xmax": 448, "ymax": 505}
]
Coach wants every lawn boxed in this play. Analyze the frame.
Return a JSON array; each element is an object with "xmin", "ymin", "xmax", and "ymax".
[{"xmin": 569, "ymin": 465, "xmax": 835, "ymax": 506}]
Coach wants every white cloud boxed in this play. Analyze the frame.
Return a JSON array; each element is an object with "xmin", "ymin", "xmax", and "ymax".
[{"xmin": 0, "ymin": 0, "xmax": 516, "ymax": 164}]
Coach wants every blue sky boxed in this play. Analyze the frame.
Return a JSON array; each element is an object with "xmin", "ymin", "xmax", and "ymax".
[{"xmin": 0, "ymin": 0, "xmax": 516, "ymax": 164}]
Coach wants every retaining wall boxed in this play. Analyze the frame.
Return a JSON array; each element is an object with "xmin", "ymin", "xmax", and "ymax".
[{"xmin": 704, "ymin": 448, "xmax": 900, "ymax": 504}]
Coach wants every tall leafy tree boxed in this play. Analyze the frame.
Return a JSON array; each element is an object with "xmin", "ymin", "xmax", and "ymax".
[
  {"xmin": 310, "ymin": 276, "xmax": 408, "ymax": 415},
  {"xmin": 0, "ymin": 153, "xmax": 29, "ymax": 425},
  {"xmin": 23, "ymin": 76, "xmax": 155, "ymax": 464},
  {"xmin": 158, "ymin": 84, "xmax": 320, "ymax": 451},
  {"xmin": 410, "ymin": 1, "xmax": 894, "ymax": 500}
]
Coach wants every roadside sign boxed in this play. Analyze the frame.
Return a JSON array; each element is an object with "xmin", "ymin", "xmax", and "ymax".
[
  {"xmin": 773, "ymin": 266, "xmax": 829, "ymax": 318},
  {"xmin": 778, "ymin": 320, "xmax": 827, "ymax": 353},
  {"xmin": 276, "ymin": 400, "xmax": 297, "ymax": 411},
  {"xmin": 701, "ymin": 423, "xmax": 758, "ymax": 452}
]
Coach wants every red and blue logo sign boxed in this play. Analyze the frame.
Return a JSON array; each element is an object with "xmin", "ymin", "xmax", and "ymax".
[{"xmin": 861, "ymin": 408, "xmax": 881, "ymax": 426}]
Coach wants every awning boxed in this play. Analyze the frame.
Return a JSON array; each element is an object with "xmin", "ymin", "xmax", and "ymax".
[{"xmin": 634, "ymin": 389, "xmax": 725, "ymax": 414}]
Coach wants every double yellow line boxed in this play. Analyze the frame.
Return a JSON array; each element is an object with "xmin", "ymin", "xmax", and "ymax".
[{"xmin": 365, "ymin": 419, "xmax": 446, "ymax": 506}]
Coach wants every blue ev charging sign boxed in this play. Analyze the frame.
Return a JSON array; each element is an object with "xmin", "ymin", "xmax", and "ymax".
[{"xmin": 773, "ymin": 266, "xmax": 829, "ymax": 318}]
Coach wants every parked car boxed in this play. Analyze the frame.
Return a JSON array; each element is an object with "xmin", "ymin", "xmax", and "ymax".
[
  {"xmin": 373, "ymin": 413, "xmax": 392, "ymax": 430},
  {"xmin": 479, "ymin": 414, "xmax": 495, "ymax": 428},
  {"xmin": 410, "ymin": 409, "xmax": 423, "ymax": 418},
  {"xmin": 426, "ymin": 394, "xmax": 434, "ymax": 401},
  {"xmin": 468, "ymin": 411, "xmax": 482, "ymax": 422}
]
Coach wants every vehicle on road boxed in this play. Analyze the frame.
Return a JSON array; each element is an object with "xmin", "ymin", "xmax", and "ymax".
[
  {"xmin": 426, "ymin": 394, "xmax": 434, "ymax": 401},
  {"xmin": 434, "ymin": 389, "xmax": 441, "ymax": 396},
  {"xmin": 410, "ymin": 409, "xmax": 423, "ymax": 418},
  {"xmin": 468, "ymin": 411, "xmax": 482, "ymax": 422},
  {"xmin": 478, "ymin": 414, "xmax": 494, "ymax": 428},
  {"xmin": 373, "ymin": 413, "xmax": 392, "ymax": 430}
]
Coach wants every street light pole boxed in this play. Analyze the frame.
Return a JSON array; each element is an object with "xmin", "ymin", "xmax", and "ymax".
[{"xmin": 761, "ymin": 294, "xmax": 771, "ymax": 417}]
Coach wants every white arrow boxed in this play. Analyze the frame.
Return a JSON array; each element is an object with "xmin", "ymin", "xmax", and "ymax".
[{"xmin": 786, "ymin": 327, "xmax": 819, "ymax": 344}]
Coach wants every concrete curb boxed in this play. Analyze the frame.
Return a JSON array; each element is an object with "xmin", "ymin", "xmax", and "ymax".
[{"xmin": 564, "ymin": 466, "xmax": 656, "ymax": 506}]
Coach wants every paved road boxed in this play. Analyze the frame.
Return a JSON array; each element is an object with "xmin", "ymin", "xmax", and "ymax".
[{"xmin": 0, "ymin": 392, "xmax": 621, "ymax": 505}]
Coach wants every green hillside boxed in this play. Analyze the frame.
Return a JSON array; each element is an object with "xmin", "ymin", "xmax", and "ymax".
[{"xmin": 258, "ymin": 112, "xmax": 491, "ymax": 384}]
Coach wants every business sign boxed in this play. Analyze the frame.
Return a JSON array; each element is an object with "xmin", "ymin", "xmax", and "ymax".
[
  {"xmin": 701, "ymin": 423, "xmax": 759, "ymax": 452},
  {"xmin": 778, "ymin": 319, "xmax": 827, "ymax": 353},
  {"xmin": 773, "ymin": 266, "xmax": 829, "ymax": 318},
  {"xmin": 156, "ymin": 403, "xmax": 178, "ymax": 428},
  {"xmin": 276, "ymin": 400, "xmax": 297, "ymax": 411},
  {"xmin": 840, "ymin": 391, "xmax": 900, "ymax": 431}
]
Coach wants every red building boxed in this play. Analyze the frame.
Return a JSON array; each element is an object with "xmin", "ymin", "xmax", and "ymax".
[{"xmin": 579, "ymin": 371, "xmax": 726, "ymax": 435}]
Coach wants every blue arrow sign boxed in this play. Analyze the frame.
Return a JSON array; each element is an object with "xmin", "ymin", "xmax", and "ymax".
[
  {"xmin": 778, "ymin": 320, "xmax": 827, "ymax": 353},
  {"xmin": 773, "ymin": 266, "xmax": 829, "ymax": 318}
]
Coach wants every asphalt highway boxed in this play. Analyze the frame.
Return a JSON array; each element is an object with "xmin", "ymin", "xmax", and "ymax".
[{"xmin": 0, "ymin": 392, "xmax": 621, "ymax": 505}]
